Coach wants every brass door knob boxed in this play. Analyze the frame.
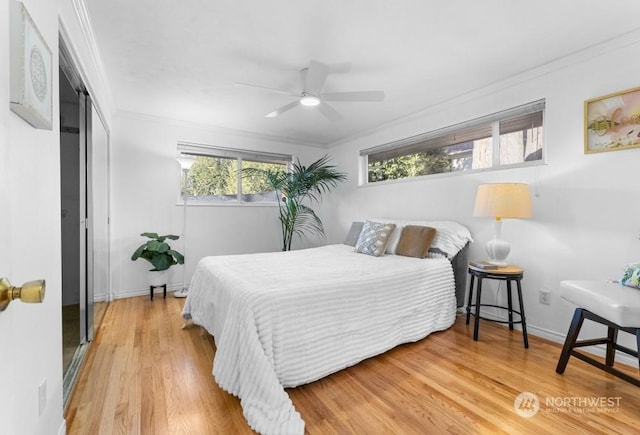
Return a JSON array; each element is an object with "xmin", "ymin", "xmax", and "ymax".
[{"xmin": 0, "ymin": 278, "xmax": 46, "ymax": 311}]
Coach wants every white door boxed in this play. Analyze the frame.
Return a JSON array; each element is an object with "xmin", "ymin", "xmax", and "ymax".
[
  {"xmin": 0, "ymin": 74, "xmax": 14, "ymax": 434},
  {"xmin": 0, "ymin": 96, "xmax": 65, "ymax": 432},
  {"xmin": 0, "ymin": 0, "xmax": 64, "ymax": 432}
]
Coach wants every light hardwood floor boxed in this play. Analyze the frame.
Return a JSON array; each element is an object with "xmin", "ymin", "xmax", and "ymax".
[{"xmin": 65, "ymin": 296, "xmax": 639, "ymax": 434}]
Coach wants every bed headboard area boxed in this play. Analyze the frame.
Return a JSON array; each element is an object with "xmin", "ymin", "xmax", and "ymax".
[
  {"xmin": 451, "ymin": 242, "xmax": 469, "ymax": 308},
  {"xmin": 345, "ymin": 219, "xmax": 473, "ymax": 308}
]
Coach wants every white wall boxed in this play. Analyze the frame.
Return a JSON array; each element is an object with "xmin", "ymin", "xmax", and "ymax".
[
  {"xmin": 324, "ymin": 32, "xmax": 640, "ymax": 352},
  {"xmin": 110, "ymin": 112, "xmax": 326, "ymax": 298}
]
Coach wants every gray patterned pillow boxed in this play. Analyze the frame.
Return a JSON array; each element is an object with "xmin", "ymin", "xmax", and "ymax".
[{"xmin": 355, "ymin": 220, "xmax": 397, "ymax": 257}]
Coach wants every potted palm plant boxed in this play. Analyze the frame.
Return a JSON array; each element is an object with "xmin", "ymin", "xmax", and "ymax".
[
  {"xmin": 131, "ymin": 232, "xmax": 184, "ymax": 286},
  {"xmin": 242, "ymin": 155, "xmax": 346, "ymax": 251}
]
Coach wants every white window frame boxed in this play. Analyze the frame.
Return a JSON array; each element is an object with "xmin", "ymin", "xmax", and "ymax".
[
  {"xmin": 359, "ymin": 99, "xmax": 545, "ymax": 186},
  {"xmin": 177, "ymin": 142, "xmax": 293, "ymax": 206}
]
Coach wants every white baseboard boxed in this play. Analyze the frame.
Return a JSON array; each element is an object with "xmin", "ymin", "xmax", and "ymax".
[
  {"xmin": 58, "ymin": 419, "xmax": 67, "ymax": 435},
  {"xmin": 93, "ymin": 294, "xmax": 109, "ymax": 302},
  {"xmin": 112, "ymin": 283, "xmax": 183, "ymax": 300}
]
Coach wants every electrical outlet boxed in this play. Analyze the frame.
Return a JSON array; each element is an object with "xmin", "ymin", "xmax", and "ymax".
[
  {"xmin": 539, "ymin": 289, "xmax": 551, "ymax": 305},
  {"xmin": 38, "ymin": 378, "xmax": 47, "ymax": 416}
]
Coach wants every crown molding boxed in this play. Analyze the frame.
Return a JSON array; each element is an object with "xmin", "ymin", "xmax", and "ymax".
[
  {"xmin": 62, "ymin": 1, "xmax": 328, "ymax": 149},
  {"xmin": 70, "ymin": 0, "xmax": 112, "ymax": 103},
  {"xmin": 328, "ymin": 27, "xmax": 640, "ymax": 149},
  {"xmin": 58, "ymin": 0, "xmax": 114, "ymax": 130},
  {"xmin": 113, "ymin": 110, "xmax": 328, "ymax": 149}
]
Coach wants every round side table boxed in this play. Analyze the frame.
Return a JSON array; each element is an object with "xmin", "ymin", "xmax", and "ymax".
[{"xmin": 466, "ymin": 263, "xmax": 529, "ymax": 348}]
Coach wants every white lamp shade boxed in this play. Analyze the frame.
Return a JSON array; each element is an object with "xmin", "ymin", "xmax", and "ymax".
[
  {"xmin": 473, "ymin": 183, "xmax": 532, "ymax": 219},
  {"xmin": 473, "ymin": 183, "xmax": 532, "ymax": 266}
]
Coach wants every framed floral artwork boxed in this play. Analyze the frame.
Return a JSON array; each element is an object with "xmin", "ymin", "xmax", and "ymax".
[
  {"xmin": 584, "ymin": 86, "xmax": 640, "ymax": 154},
  {"xmin": 9, "ymin": 0, "xmax": 53, "ymax": 130}
]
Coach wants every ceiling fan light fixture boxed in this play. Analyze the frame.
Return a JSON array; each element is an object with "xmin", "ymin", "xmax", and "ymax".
[
  {"xmin": 300, "ymin": 94, "xmax": 320, "ymax": 107},
  {"xmin": 246, "ymin": 60, "xmax": 384, "ymax": 121}
]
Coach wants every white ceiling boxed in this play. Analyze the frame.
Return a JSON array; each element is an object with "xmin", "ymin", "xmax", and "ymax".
[{"xmin": 85, "ymin": 0, "xmax": 640, "ymax": 147}]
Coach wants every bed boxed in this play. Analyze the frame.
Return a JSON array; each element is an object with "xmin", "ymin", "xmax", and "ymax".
[{"xmin": 182, "ymin": 220, "xmax": 472, "ymax": 435}]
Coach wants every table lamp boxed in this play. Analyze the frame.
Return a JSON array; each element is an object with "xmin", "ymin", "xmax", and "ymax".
[{"xmin": 473, "ymin": 183, "xmax": 532, "ymax": 265}]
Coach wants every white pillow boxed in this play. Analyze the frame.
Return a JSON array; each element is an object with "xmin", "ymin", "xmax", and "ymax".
[
  {"xmin": 405, "ymin": 220, "xmax": 473, "ymax": 259},
  {"xmin": 369, "ymin": 219, "xmax": 473, "ymax": 258}
]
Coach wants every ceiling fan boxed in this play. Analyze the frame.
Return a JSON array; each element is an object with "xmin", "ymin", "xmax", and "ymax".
[{"xmin": 235, "ymin": 60, "xmax": 385, "ymax": 121}]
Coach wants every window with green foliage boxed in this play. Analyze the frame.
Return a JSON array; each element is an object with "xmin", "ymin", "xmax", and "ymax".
[
  {"xmin": 177, "ymin": 143, "xmax": 292, "ymax": 204},
  {"xmin": 361, "ymin": 100, "xmax": 544, "ymax": 184}
]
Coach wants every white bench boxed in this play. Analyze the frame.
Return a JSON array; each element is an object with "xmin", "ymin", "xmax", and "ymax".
[{"xmin": 556, "ymin": 280, "xmax": 640, "ymax": 387}]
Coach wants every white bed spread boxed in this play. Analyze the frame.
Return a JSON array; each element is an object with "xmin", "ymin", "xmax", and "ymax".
[{"xmin": 183, "ymin": 244, "xmax": 456, "ymax": 435}]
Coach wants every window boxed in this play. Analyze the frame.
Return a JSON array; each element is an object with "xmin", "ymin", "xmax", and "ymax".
[
  {"xmin": 177, "ymin": 143, "xmax": 292, "ymax": 204},
  {"xmin": 362, "ymin": 100, "xmax": 544, "ymax": 184}
]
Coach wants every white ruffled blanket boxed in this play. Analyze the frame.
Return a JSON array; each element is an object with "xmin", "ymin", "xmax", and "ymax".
[{"xmin": 183, "ymin": 244, "xmax": 456, "ymax": 435}]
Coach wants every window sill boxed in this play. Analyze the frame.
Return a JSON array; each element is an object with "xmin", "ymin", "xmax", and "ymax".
[{"xmin": 175, "ymin": 201, "xmax": 280, "ymax": 207}]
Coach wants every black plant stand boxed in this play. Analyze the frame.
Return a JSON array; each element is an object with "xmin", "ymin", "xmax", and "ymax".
[{"xmin": 150, "ymin": 284, "xmax": 167, "ymax": 300}]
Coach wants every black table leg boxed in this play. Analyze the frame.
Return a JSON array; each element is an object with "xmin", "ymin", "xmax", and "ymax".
[
  {"xmin": 516, "ymin": 278, "xmax": 528, "ymax": 348},
  {"xmin": 605, "ymin": 326, "xmax": 618, "ymax": 367},
  {"xmin": 636, "ymin": 330, "xmax": 640, "ymax": 372},
  {"xmin": 466, "ymin": 274, "xmax": 475, "ymax": 325},
  {"xmin": 556, "ymin": 308, "xmax": 584, "ymax": 373},
  {"xmin": 473, "ymin": 278, "xmax": 483, "ymax": 341},
  {"xmin": 506, "ymin": 279, "xmax": 514, "ymax": 330}
]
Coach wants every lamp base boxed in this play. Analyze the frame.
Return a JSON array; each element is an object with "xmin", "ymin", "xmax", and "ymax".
[{"xmin": 486, "ymin": 238, "xmax": 510, "ymax": 266}]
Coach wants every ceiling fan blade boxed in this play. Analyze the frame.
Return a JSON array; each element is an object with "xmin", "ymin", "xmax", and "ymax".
[
  {"xmin": 316, "ymin": 102, "xmax": 341, "ymax": 122},
  {"xmin": 265, "ymin": 100, "xmax": 300, "ymax": 118},
  {"xmin": 235, "ymin": 82, "xmax": 296, "ymax": 96},
  {"xmin": 305, "ymin": 60, "xmax": 330, "ymax": 95},
  {"xmin": 321, "ymin": 91, "xmax": 385, "ymax": 102},
  {"xmin": 327, "ymin": 62, "xmax": 352, "ymax": 74}
]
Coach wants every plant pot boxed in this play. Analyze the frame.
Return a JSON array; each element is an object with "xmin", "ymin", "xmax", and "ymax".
[{"xmin": 148, "ymin": 270, "xmax": 168, "ymax": 287}]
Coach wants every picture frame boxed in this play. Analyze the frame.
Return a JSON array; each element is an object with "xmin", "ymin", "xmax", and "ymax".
[
  {"xmin": 9, "ymin": 0, "xmax": 53, "ymax": 130},
  {"xmin": 584, "ymin": 86, "xmax": 640, "ymax": 154}
]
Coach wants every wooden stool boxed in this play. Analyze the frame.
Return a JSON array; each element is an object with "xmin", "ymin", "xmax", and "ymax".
[
  {"xmin": 466, "ymin": 264, "xmax": 528, "ymax": 348},
  {"xmin": 556, "ymin": 280, "xmax": 640, "ymax": 387}
]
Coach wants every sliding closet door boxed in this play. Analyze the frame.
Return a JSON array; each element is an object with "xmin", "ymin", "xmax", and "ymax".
[
  {"xmin": 78, "ymin": 92, "xmax": 89, "ymax": 343},
  {"xmin": 60, "ymin": 87, "xmax": 110, "ymax": 346},
  {"xmin": 89, "ymin": 104, "xmax": 111, "ymax": 338},
  {"xmin": 59, "ymin": 34, "xmax": 111, "ymax": 405},
  {"xmin": 84, "ymin": 95, "xmax": 112, "ymax": 341}
]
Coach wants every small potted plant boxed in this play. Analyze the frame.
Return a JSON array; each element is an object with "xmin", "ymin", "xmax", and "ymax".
[{"xmin": 131, "ymin": 232, "xmax": 184, "ymax": 287}]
